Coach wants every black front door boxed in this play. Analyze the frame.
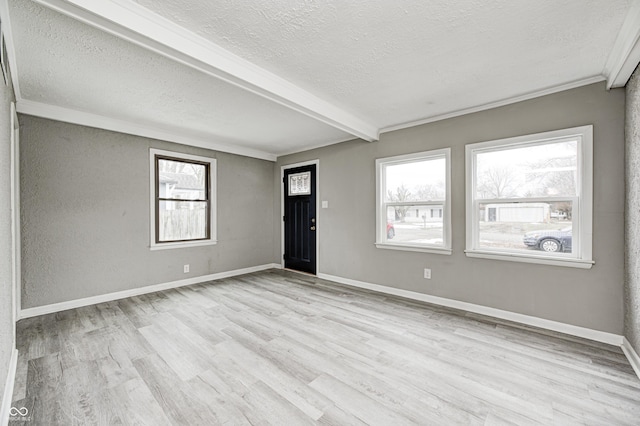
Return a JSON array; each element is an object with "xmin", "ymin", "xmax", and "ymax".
[{"xmin": 283, "ymin": 164, "xmax": 316, "ymax": 274}]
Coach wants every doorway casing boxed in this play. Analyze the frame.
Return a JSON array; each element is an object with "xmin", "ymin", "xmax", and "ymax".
[
  {"xmin": 280, "ymin": 159, "xmax": 319, "ymax": 275},
  {"xmin": 10, "ymin": 102, "xmax": 20, "ymax": 332}
]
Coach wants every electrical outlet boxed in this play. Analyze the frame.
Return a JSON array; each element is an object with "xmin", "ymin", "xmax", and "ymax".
[
  {"xmin": 424, "ymin": 268, "xmax": 431, "ymax": 279},
  {"xmin": 183, "ymin": 264, "xmax": 190, "ymax": 273}
]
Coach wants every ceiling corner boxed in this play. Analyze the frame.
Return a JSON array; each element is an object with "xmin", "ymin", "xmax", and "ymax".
[
  {"xmin": 603, "ymin": 1, "xmax": 640, "ymax": 89},
  {"xmin": 1, "ymin": 0, "xmax": 23, "ymax": 100}
]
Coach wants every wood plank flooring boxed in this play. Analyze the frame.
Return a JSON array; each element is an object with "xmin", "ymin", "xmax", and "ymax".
[{"xmin": 10, "ymin": 269, "xmax": 640, "ymax": 425}]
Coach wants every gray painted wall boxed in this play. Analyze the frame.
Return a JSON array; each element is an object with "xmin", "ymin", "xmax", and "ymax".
[
  {"xmin": 625, "ymin": 67, "xmax": 640, "ymax": 354},
  {"xmin": 0, "ymin": 66, "xmax": 16, "ymax": 406},
  {"xmin": 276, "ymin": 82, "xmax": 625, "ymax": 334},
  {"xmin": 20, "ymin": 116, "xmax": 276, "ymax": 309}
]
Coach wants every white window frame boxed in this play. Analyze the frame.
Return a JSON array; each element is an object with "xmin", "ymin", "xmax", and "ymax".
[
  {"xmin": 375, "ymin": 148, "xmax": 452, "ymax": 255},
  {"xmin": 149, "ymin": 148, "xmax": 217, "ymax": 250},
  {"xmin": 465, "ymin": 125, "xmax": 593, "ymax": 269}
]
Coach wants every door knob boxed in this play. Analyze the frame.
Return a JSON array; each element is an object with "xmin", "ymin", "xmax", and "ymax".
[{"xmin": 310, "ymin": 226, "xmax": 316, "ymax": 231}]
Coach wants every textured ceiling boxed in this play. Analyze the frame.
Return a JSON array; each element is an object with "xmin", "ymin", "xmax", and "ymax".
[
  {"xmin": 8, "ymin": 0, "xmax": 352, "ymax": 155},
  {"xmin": 6, "ymin": 0, "xmax": 635, "ymax": 159},
  {"xmin": 130, "ymin": 0, "xmax": 631, "ymax": 127}
]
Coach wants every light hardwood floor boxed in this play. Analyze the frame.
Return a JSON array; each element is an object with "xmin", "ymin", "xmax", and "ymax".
[{"xmin": 10, "ymin": 269, "xmax": 640, "ymax": 425}]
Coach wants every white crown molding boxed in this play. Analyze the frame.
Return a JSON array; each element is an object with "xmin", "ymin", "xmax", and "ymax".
[
  {"xmin": 622, "ymin": 337, "xmax": 640, "ymax": 380},
  {"xmin": 0, "ymin": 0, "xmax": 23, "ymax": 100},
  {"xmin": 380, "ymin": 76, "xmax": 606, "ymax": 135},
  {"xmin": 275, "ymin": 135, "xmax": 357, "ymax": 158},
  {"xmin": 16, "ymin": 99, "xmax": 277, "ymax": 161},
  {"xmin": 317, "ymin": 273, "xmax": 624, "ymax": 346},
  {"xmin": 19, "ymin": 263, "xmax": 282, "ymax": 319},
  {"xmin": 32, "ymin": 0, "xmax": 379, "ymax": 142},
  {"xmin": 603, "ymin": 1, "xmax": 640, "ymax": 89}
]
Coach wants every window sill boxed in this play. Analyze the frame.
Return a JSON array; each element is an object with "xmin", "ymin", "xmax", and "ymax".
[
  {"xmin": 464, "ymin": 250, "xmax": 593, "ymax": 269},
  {"xmin": 150, "ymin": 239, "xmax": 218, "ymax": 251},
  {"xmin": 375, "ymin": 243, "xmax": 452, "ymax": 255}
]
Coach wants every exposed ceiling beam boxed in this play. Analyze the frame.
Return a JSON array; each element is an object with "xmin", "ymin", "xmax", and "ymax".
[
  {"xmin": 33, "ymin": 0, "xmax": 379, "ymax": 142},
  {"xmin": 603, "ymin": 0, "xmax": 640, "ymax": 89},
  {"xmin": 17, "ymin": 99, "xmax": 278, "ymax": 161}
]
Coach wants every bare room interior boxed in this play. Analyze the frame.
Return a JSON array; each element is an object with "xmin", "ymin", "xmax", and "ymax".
[{"xmin": 1, "ymin": 0, "xmax": 640, "ymax": 424}]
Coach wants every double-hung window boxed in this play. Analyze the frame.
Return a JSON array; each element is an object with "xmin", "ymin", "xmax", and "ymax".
[
  {"xmin": 376, "ymin": 148, "xmax": 451, "ymax": 254},
  {"xmin": 465, "ymin": 125, "xmax": 593, "ymax": 268},
  {"xmin": 150, "ymin": 149, "xmax": 217, "ymax": 249}
]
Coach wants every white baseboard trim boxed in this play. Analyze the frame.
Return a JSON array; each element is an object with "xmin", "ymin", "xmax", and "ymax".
[
  {"xmin": 622, "ymin": 338, "xmax": 640, "ymax": 380},
  {"xmin": 19, "ymin": 263, "xmax": 281, "ymax": 320},
  {"xmin": 1, "ymin": 349, "xmax": 18, "ymax": 426},
  {"xmin": 317, "ymin": 273, "xmax": 624, "ymax": 347}
]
